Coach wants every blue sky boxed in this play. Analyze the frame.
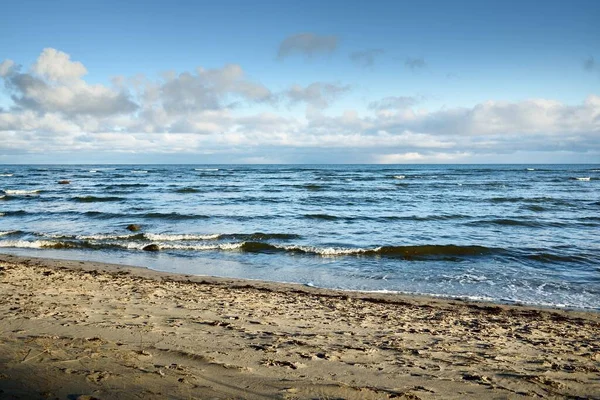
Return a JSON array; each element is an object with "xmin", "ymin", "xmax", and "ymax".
[{"xmin": 0, "ymin": 0, "xmax": 599, "ymax": 163}]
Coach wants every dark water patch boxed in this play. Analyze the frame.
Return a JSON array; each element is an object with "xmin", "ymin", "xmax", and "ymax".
[
  {"xmin": 364, "ymin": 244, "xmax": 499, "ymax": 260},
  {"xmin": 525, "ymin": 253, "xmax": 593, "ymax": 265},
  {"xmin": 236, "ymin": 242, "xmax": 501, "ymax": 261},
  {"xmin": 221, "ymin": 232, "xmax": 301, "ymax": 241},
  {"xmin": 142, "ymin": 212, "xmax": 210, "ymax": 220},
  {"xmin": 71, "ymin": 196, "xmax": 125, "ymax": 203},
  {"xmin": 303, "ymin": 183, "xmax": 326, "ymax": 191},
  {"xmin": 490, "ymin": 197, "xmax": 575, "ymax": 207},
  {"xmin": 466, "ymin": 218, "xmax": 565, "ymax": 228},
  {"xmin": 2, "ymin": 210, "xmax": 27, "ymax": 216},
  {"xmin": 175, "ymin": 187, "xmax": 201, "ymax": 194},
  {"xmin": 103, "ymin": 183, "xmax": 150, "ymax": 189},
  {"xmin": 521, "ymin": 204, "xmax": 547, "ymax": 212},
  {"xmin": 303, "ymin": 213, "xmax": 339, "ymax": 221}
]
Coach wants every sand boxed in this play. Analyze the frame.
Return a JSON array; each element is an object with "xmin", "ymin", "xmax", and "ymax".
[{"xmin": 0, "ymin": 254, "xmax": 599, "ymax": 399}]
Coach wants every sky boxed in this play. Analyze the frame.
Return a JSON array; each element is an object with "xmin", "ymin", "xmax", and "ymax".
[{"xmin": 0, "ymin": 0, "xmax": 599, "ymax": 164}]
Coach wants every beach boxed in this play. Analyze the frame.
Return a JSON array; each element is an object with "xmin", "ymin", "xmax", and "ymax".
[{"xmin": 1, "ymin": 254, "xmax": 599, "ymax": 399}]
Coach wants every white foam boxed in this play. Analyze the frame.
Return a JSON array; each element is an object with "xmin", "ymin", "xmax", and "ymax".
[
  {"xmin": 3, "ymin": 189, "xmax": 41, "ymax": 195},
  {"xmin": 526, "ymin": 168, "xmax": 535, "ymax": 171},
  {"xmin": 195, "ymin": 168, "xmax": 219, "ymax": 171},
  {"xmin": 0, "ymin": 174, "xmax": 13, "ymax": 177},
  {"xmin": 575, "ymin": 177, "xmax": 591, "ymax": 181},
  {"xmin": 117, "ymin": 241, "xmax": 242, "ymax": 251},
  {"xmin": 285, "ymin": 245, "xmax": 369, "ymax": 256},
  {"xmin": 89, "ymin": 170, "xmax": 98, "ymax": 173},
  {"xmin": 0, "ymin": 231, "xmax": 16, "ymax": 237},
  {"xmin": 76, "ymin": 234, "xmax": 134, "ymax": 240},
  {"xmin": 394, "ymin": 175, "xmax": 405, "ymax": 180},
  {"xmin": 131, "ymin": 170, "xmax": 148, "ymax": 174},
  {"xmin": 0, "ymin": 240, "xmax": 54, "ymax": 248},
  {"xmin": 144, "ymin": 233, "xmax": 221, "ymax": 241}
]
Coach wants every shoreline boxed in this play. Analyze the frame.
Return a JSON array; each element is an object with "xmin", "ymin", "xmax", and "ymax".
[
  {"xmin": 1, "ymin": 253, "xmax": 599, "ymax": 399},
  {"xmin": 2, "ymin": 252, "xmax": 596, "ymax": 314}
]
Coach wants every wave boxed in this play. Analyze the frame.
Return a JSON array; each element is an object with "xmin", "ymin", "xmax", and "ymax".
[
  {"xmin": 143, "ymin": 233, "xmax": 221, "ymax": 241},
  {"xmin": 489, "ymin": 196, "xmax": 574, "ymax": 206},
  {"xmin": 573, "ymin": 177, "xmax": 591, "ymax": 181},
  {"xmin": 467, "ymin": 218, "xmax": 562, "ymax": 228},
  {"xmin": 304, "ymin": 213, "xmax": 338, "ymax": 221},
  {"xmin": 175, "ymin": 187, "xmax": 201, "ymax": 194},
  {"xmin": 104, "ymin": 183, "xmax": 150, "ymax": 189},
  {"xmin": 0, "ymin": 239, "xmax": 500, "ymax": 261},
  {"xmin": 525, "ymin": 253, "xmax": 592, "ymax": 264},
  {"xmin": 3, "ymin": 189, "xmax": 41, "ymax": 195},
  {"xmin": 195, "ymin": 168, "xmax": 219, "ymax": 171},
  {"xmin": 0, "ymin": 174, "xmax": 13, "ymax": 177},
  {"xmin": 304, "ymin": 184, "xmax": 325, "ymax": 191},
  {"xmin": 393, "ymin": 175, "xmax": 406, "ymax": 179},
  {"xmin": 71, "ymin": 196, "xmax": 125, "ymax": 203},
  {"xmin": 131, "ymin": 170, "xmax": 148, "ymax": 174},
  {"xmin": 142, "ymin": 212, "xmax": 210, "ymax": 220}
]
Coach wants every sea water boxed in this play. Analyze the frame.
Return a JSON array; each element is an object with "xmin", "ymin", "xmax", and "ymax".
[{"xmin": 1, "ymin": 164, "xmax": 598, "ymax": 310}]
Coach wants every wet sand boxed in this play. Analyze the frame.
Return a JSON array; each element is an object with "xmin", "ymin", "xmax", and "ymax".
[{"xmin": 0, "ymin": 253, "xmax": 599, "ymax": 399}]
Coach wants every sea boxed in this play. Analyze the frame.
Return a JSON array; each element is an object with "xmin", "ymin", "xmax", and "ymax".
[{"xmin": 1, "ymin": 164, "xmax": 599, "ymax": 310}]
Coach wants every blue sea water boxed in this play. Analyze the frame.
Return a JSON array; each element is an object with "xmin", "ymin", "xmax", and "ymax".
[{"xmin": 1, "ymin": 164, "xmax": 599, "ymax": 310}]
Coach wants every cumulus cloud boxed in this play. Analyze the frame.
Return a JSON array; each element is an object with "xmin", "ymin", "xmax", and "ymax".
[
  {"xmin": 156, "ymin": 64, "xmax": 272, "ymax": 114},
  {"xmin": 277, "ymin": 33, "xmax": 338, "ymax": 59},
  {"xmin": 350, "ymin": 49, "xmax": 385, "ymax": 68},
  {"xmin": 285, "ymin": 82, "xmax": 350, "ymax": 108},
  {"xmin": 405, "ymin": 57, "xmax": 426, "ymax": 70},
  {"xmin": 31, "ymin": 48, "xmax": 87, "ymax": 82},
  {"xmin": 1, "ymin": 48, "xmax": 137, "ymax": 117}
]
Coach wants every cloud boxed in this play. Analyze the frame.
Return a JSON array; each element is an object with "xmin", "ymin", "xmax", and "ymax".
[
  {"xmin": 1, "ymin": 49, "xmax": 138, "ymax": 117},
  {"xmin": 349, "ymin": 49, "xmax": 385, "ymax": 68},
  {"xmin": 376, "ymin": 152, "xmax": 468, "ymax": 163},
  {"xmin": 0, "ymin": 48, "xmax": 598, "ymax": 163},
  {"xmin": 157, "ymin": 64, "xmax": 272, "ymax": 114},
  {"xmin": 0, "ymin": 59, "xmax": 15, "ymax": 77},
  {"xmin": 405, "ymin": 57, "xmax": 426, "ymax": 70},
  {"xmin": 368, "ymin": 96, "xmax": 420, "ymax": 111},
  {"xmin": 277, "ymin": 33, "xmax": 338, "ymax": 59},
  {"xmin": 31, "ymin": 48, "xmax": 87, "ymax": 82},
  {"xmin": 285, "ymin": 82, "xmax": 350, "ymax": 108}
]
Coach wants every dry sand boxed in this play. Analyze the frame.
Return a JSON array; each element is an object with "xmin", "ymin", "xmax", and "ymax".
[{"xmin": 0, "ymin": 253, "xmax": 599, "ymax": 399}]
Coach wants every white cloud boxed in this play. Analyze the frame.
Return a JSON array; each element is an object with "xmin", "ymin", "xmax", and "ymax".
[
  {"xmin": 31, "ymin": 48, "xmax": 87, "ymax": 82},
  {"xmin": 285, "ymin": 82, "xmax": 350, "ymax": 108},
  {"xmin": 2, "ymin": 50, "xmax": 137, "ymax": 117}
]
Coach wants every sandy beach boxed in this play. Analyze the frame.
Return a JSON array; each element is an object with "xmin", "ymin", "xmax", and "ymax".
[{"xmin": 0, "ymin": 254, "xmax": 599, "ymax": 399}]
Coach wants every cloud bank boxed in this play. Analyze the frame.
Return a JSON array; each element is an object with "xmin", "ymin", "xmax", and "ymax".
[{"xmin": 1, "ymin": 48, "xmax": 599, "ymax": 163}]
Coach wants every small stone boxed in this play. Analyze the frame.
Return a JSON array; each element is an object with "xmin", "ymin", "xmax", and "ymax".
[
  {"xmin": 142, "ymin": 244, "xmax": 159, "ymax": 252},
  {"xmin": 126, "ymin": 224, "xmax": 141, "ymax": 232}
]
